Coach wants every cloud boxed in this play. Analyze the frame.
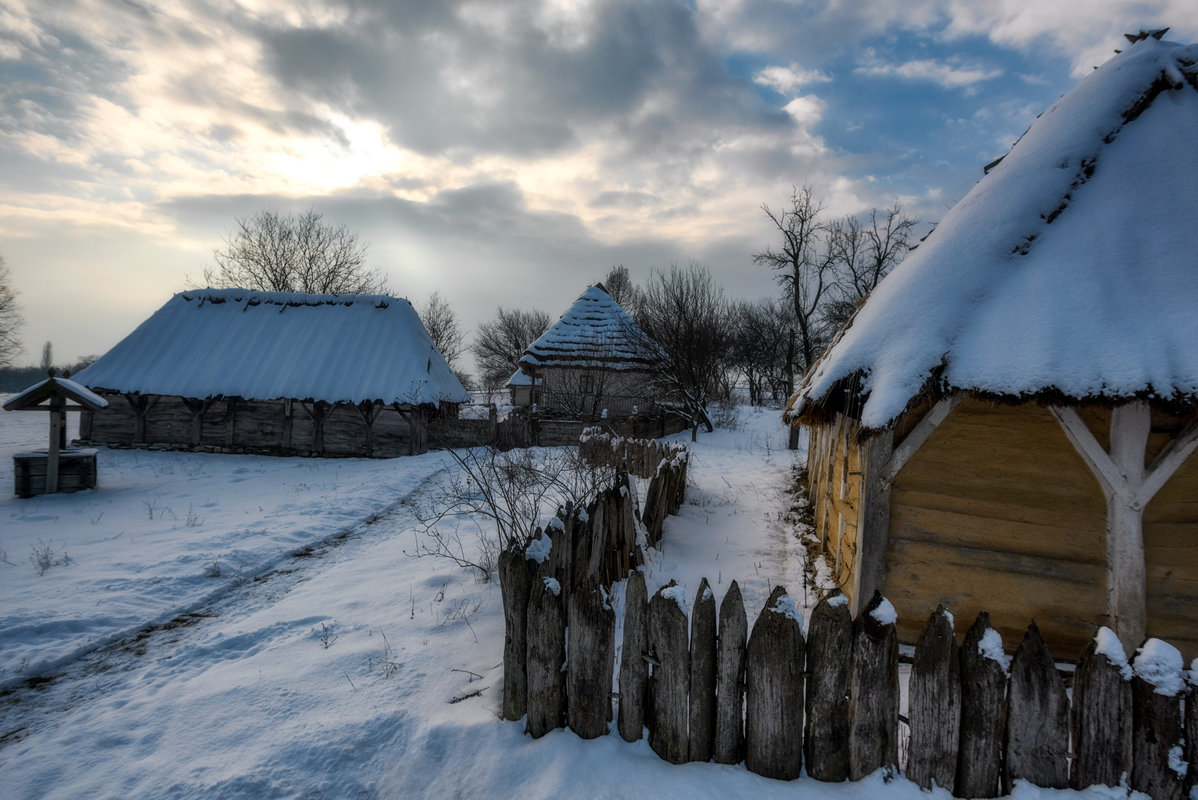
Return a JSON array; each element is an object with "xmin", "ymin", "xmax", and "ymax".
[
  {"xmin": 754, "ymin": 64, "xmax": 831, "ymax": 96},
  {"xmin": 855, "ymin": 49, "xmax": 1003, "ymax": 88}
]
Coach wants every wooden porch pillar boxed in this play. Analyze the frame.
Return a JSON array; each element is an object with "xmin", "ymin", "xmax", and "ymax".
[
  {"xmin": 47, "ymin": 395, "xmax": 63, "ymax": 493},
  {"xmin": 1052, "ymin": 402, "xmax": 1198, "ymax": 650}
]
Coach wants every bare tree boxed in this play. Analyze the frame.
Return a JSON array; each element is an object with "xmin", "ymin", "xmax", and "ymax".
[
  {"xmin": 632, "ymin": 263, "xmax": 733, "ymax": 433},
  {"xmin": 203, "ymin": 208, "xmax": 386, "ymax": 294},
  {"xmin": 39, "ymin": 341, "xmax": 52, "ymax": 373},
  {"xmin": 419, "ymin": 291, "xmax": 466, "ymax": 367},
  {"xmin": 753, "ymin": 186, "xmax": 836, "ymax": 374},
  {"xmin": 0, "ymin": 255, "xmax": 21, "ymax": 368},
  {"xmin": 823, "ymin": 205, "xmax": 916, "ymax": 331},
  {"xmin": 731, "ymin": 298, "xmax": 797, "ymax": 406},
  {"xmin": 473, "ymin": 307, "xmax": 552, "ymax": 394},
  {"xmin": 602, "ymin": 264, "xmax": 638, "ymax": 308}
]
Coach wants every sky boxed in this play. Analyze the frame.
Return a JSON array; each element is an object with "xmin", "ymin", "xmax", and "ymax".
[{"xmin": 0, "ymin": 0, "xmax": 1193, "ymax": 371}]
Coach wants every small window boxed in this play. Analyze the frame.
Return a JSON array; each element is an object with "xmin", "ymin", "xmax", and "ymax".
[{"xmin": 579, "ymin": 374, "xmax": 595, "ymax": 394}]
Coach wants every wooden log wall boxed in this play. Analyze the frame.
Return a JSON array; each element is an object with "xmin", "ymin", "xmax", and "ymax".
[
  {"xmin": 804, "ymin": 411, "xmax": 863, "ymax": 599},
  {"xmin": 80, "ymin": 391, "xmax": 436, "ymax": 457},
  {"xmin": 503, "ymin": 581, "xmax": 1198, "ymax": 796}
]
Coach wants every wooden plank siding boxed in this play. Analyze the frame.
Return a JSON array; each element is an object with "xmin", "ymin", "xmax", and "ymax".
[
  {"xmin": 1143, "ymin": 442, "xmax": 1198, "ymax": 659},
  {"xmin": 883, "ymin": 398, "xmax": 1108, "ymax": 658}
]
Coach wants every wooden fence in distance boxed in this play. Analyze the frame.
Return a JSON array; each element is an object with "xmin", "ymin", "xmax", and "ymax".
[
  {"xmin": 579, "ymin": 428, "xmax": 689, "ymax": 479},
  {"xmin": 506, "ymin": 582, "xmax": 1198, "ymax": 799}
]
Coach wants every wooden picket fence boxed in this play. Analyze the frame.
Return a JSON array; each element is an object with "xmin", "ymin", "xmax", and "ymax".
[
  {"xmin": 579, "ymin": 427, "xmax": 689, "ymax": 480},
  {"xmin": 497, "ymin": 451, "xmax": 689, "ymax": 723},
  {"xmin": 502, "ymin": 580, "xmax": 1198, "ymax": 799}
]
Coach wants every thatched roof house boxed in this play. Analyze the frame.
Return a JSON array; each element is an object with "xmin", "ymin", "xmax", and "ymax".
[
  {"xmin": 75, "ymin": 289, "xmax": 468, "ymax": 457},
  {"xmin": 519, "ymin": 284, "xmax": 658, "ymax": 417},
  {"xmin": 787, "ymin": 35, "xmax": 1198, "ymax": 657}
]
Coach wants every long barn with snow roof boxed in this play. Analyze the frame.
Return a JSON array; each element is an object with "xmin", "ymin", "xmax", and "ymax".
[
  {"xmin": 74, "ymin": 289, "xmax": 469, "ymax": 457},
  {"xmin": 787, "ymin": 34, "xmax": 1198, "ymax": 658},
  {"xmin": 518, "ymin": 284, "xmax": 660, "ymax": 419}
]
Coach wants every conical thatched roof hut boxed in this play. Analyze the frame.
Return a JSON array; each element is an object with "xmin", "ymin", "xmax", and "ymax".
[
  {"xmin": 787, "ymin": 35, "xmax": 1198, "ymax": 657},
  {"xmin": 519, "ymin": 284, "xmax": 659, "ymax": 418}
]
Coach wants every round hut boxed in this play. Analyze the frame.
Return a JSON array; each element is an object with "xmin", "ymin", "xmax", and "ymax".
[{"xmin": 786, "ymin": 34, "xmax": 1198, "ymax": 659}]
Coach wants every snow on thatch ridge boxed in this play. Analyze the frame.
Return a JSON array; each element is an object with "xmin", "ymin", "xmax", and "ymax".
[
  {"xmin": 519, "ymin": 284, "xmax": 657, "ymax": 371},
  {"xmin": 75, "ymin": 289, "xmax": 469, "ymax": 406},
  {"xmin": 791, "ymin": 38, "xmax": 1198, "ymax": 429}
]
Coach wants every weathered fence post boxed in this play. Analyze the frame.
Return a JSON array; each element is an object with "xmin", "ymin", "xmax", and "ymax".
[
  {"xmin": 804, "ymin": 592, "xmax": 852, "ymax": 782},
  {"xmin": 1004, "ymin": 621, "xmax": 1069, "ymax": 791},
  {"xmin": 714, "ymin": 580, "xmax": 746, "ymax": 765},
  {"xmin": 745, "ymin": 585, "xmax": 804, "ymax": 781},
  {"xmin": 1130, "ymin": 639, "xmax": 1185, "ymax": 800},
  {"xmin": 567, "ymin": 585, "xmax": 615, "ymax": 739},
  {"xmin": 1072, "ymin": 626, "xmax": 1133, "ymax": 790},
  {"xmin": 618, "ymin": 571, "xmax": 649, "ymax": 742},
  {"xmin": 498, "ymin": 544, "xmax": 532, "ymax": 721},
  {"xmin": 956, "ymin": 612, "xmax": 1007, "ymax": 799},
  {"xmin": 848, "ymin": 592, "xmax": 899, "ymax": 781},
  {"xmin": 1186, "ymin": 662, "xmax": 1197, "ymax": 799},
  {"xmin": 688, "ymin": 578, "xmax": 717, "ymax": 762},
  {"xmin": 525, "ymin": 576, "xmax": 566, "ymax": 738},
  {"xmin": 648, "ymin": 581, "xmax": 690, "ymax": 764},
  {"xmin": 907, "ymin": 606, "xmax": 959, "ymax": 792}
]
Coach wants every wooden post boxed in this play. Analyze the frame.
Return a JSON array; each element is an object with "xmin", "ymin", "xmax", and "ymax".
[
  {"xmin": 848, "ymin": 592, "xmax": 899, "ymax": 781},
  {"xmin": 1185, "ymin": 666, "xmax": 1197, "ymax": 800},
  {"xmin": 618, "ymin": 571, "xmax": 649, "ymax": 743},
  {"xmin": 956, "ymin": 612, "xmax": 1007, "ymax": 799},
  {"xmin": 907, "ymin": 606, "xmax": 960, "ymax": 792},
  {"xmin": 225, "ymin": 397, "xmax": 237, "ymax": 447},
  {"xmin": 1004, "ymin": 621, "xmax": 1069, "ymax": 792},
  {"xmin": 567, "ymin": 586, "xmax": 615, "ymax": 739},
  {"xmin": 525, "ymin": 576, "xmax": 566, "ymax": 739},
  {"xmin": 1072, "ymin": 627, "xmax": 1132, "ymax": 789},
  {"xmin": 498, "ymin": 546, "xmax": 532, "ymax": 722},
  {"xmin": 714, "ymin": 580, "xmax": 746, "ymax": 765},
  {"xmin": 745, "ymin": 585, "xmax": 804, "ymax": 781},
  {"xmin": 804, "ymin": 592, "xmax": 852, "ymax": 782},
  {"xmin": 855, "ymin": 431, "xmax": 894, "ymax": 614},
  {"xmin": 47, "ymin": 395, "xmax": 63, "ymax": 493},
  {"xmin": 1130, "ymin": 639, "xmax": 1185, "ymax": 800},
  {"xmin": 688, "ymin": 578, "xmax": 716, "ymax": 762},
  {"xmin": 647, "ymin": 581, "xmax": 690, "ymax": 765}
]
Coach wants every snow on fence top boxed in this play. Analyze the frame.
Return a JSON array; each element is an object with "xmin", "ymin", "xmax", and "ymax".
[
  {"xmin": 75, "ymin": 289, "xmax": 469, "ymax": 406},
  {"xmin": 791, "ymin": 37, "xmax": 1198, "ymax": 429},
  {"xmin": 519, "ymin": 284, "xmax": 658, "ymax": 371}
]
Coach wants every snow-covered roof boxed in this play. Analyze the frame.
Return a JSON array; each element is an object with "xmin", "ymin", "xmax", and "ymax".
[
  {"xmin": 75, "ymin": 290, "xmax": 469, "ymax": 406},
  {"xmin": 3, "ymin": 375, "xmax": 109, "ymax": 411},
  {"xmin": 506, "ymin": 369, "xmax": 541, "ymax": 388},
  {"xmin": 791, "ymin": 37, "xmax": 1198, "ymax": 430},
  {"xmin": 519, "ymin": 284, "xmax": 656, "ymax": 372}
]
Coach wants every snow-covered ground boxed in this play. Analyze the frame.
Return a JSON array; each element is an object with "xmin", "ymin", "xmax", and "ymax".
[{"xmin": 0, "ymin": 403, "xmax": 1145, "ymax": 799}]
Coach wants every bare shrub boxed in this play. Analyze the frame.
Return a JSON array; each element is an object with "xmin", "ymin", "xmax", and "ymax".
[
  {"xmin": 30, "ymin": 539, "xmax": 71, "ymax": 576},
  {"xmin": 411, "ymin": 445, "xmax": 617, "ymax": 579}
]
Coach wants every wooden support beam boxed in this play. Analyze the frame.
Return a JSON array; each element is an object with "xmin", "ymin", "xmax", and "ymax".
[
  {"xmin": 1048, "ymin": 401, "xmax": 1198, "ymax": 650},
  {"xmin": 881, "ymin": 395, "xmax": 961, "ymax": 489},
  {"xmin": 47, "ymin": 396, "xmax": 63, "ymax": 494}
]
